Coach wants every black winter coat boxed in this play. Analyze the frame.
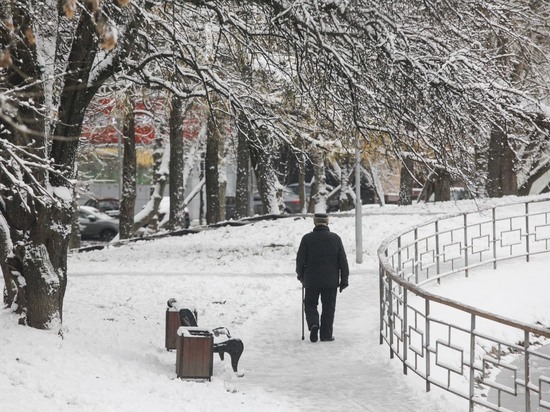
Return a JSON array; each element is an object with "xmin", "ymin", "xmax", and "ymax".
[{"xmin": 296, "ymin": 225, "xmax": 349, "ymax": 289}]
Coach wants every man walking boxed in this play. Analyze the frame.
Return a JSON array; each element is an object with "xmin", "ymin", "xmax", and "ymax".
[{"xmin": 296, "ymin": 213, "xmax": 349, "ymax": 342}]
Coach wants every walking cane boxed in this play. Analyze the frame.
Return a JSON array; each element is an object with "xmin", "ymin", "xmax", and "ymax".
[{"xmin": 301, "ymin": 285, "xmax": 305, "ymax": 340}]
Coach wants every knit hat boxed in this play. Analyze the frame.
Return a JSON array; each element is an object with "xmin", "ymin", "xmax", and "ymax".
[{"xmin": 313, "ymin": 213, "xmax": 329, "ymax": 226}]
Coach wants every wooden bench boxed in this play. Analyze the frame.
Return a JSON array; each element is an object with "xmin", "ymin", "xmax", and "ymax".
[{"xmin": 166, "ymin": 298, "xmax": 244, "ymax": 376}]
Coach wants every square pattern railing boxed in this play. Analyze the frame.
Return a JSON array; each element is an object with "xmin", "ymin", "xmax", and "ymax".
[{"xmin": 379, "ymin": 198, "xmax": 550, "ymax": 412}]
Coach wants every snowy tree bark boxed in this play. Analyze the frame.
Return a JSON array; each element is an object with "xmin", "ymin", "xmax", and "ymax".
[
  {"xmin": 0, "ymin": 3, "xmax": 74, "ymax": 329},
  {"xmin": 132, "ymin": 136, "xmax": 169, "ymax": 233},
  {"xmin": 297, "ymin": 143, "xmax": 307, "ymax": 214},
  {"xmin": 398, "ymin": 157, "xmax": 414, "ymax": 206},
  {"xmin": 119, "ymin": 101, "xmax": 137, "ymax": 240},
  {"xmin": 487, "ymin": 128, "xmax": 517, "ymax": 197},
  {"xmin": 364, "ymin": 161, "xmax": 386, "ymax": 206},
  {"xmin": 235, "ymin": 112, "xmax": 251, "ymax": 219},
  {"xmin": 308, "ymin": 147, "xmax": 328, "ymax": 214},
  {"xmin": 339, "ymin": 155, "xmax": 354, "ymax": 212},
  {"xmin": 249, "ymin": 128, "xmax": 281, "ymax": 215},
  {"xmin": 473, "ymin": 141, "xmax": 488, "ymax": 198},
  {"xmin": 218, "ymin": 147, "xmax": 227, "ymax": 221},
  {"xmin": 205, "ymin": 111, "xmax": 221, "ymax": 224},
  {"xmin": 433, "ymin": 169, "xmax": 451, "ymax": 202},
  {"xmin": 168, "ymin": 95, "xmax": 187, "ymax": 229}
]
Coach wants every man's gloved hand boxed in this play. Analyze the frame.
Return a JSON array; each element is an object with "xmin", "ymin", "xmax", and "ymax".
[{"xmin": 339, "ymin": 283, "xmax": 348, "ymax": 293}]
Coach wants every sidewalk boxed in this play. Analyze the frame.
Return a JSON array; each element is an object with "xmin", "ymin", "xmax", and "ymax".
[{"xmin": 235, "ymin": 268, "xmax": 467, "ymax": 411}]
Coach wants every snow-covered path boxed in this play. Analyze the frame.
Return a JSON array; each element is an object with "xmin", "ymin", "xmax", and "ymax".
[
  {"xmin": 8, "ymin": 198, "xmax": 541, "ymax": 411},
  {"xmin": 235, "ymin": 268, "xmax": 466, "ymax": 411}
]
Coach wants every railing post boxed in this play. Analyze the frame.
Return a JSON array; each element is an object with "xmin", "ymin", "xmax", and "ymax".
[
  {"xmin": 525, "ymin": 330, "xmax": 531, "ymax": 412},
  {"xmin": 492, "ymin": 208, "xmax": 497, "ymax": 269},
  {"xmin": 435, "ymin": 221, "xmax": 440, "ymax": 279},
  {"xmin": 379, "ymin": 261, "xmax": 384, "ymax": 345},
  {"xmin": 425, "ymin": 299, "xmax": 431, "ymax": 392},
  {"xmin": 414, "ymin": 228, "xmax": 419, "ymax": 283},
  {"xmin": 398, "ymin": 237, "xmax": 402, "ymax": 277},
  {"xmin": 469, "ymin": 314, "xmax": 476, "ymax": 412},
  {"xmin": 464, "ymin": 213, "xmax": 469, "ymax": 277},
  {"xmin": 526, "ymin": 202, "xmax": 530, "ymax": 263},
  {"xmin": 403, "ymin": 288, "xmax": 408, "ymax": 375},
  {"xmin": 389, "ymin": 276, "xmax": 394, "ymax": 359}
]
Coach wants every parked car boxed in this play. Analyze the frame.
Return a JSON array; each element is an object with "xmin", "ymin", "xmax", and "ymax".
[
  {"xmin": 78, "ymin": 205, "xmax": 119, "ymax": 241},
  {"xmin": 84, "ymin": 197, "xmax": 120, "ymax": 217},
  {"xmin": 286, "ymin": 183, "xmax": 340, "ymax": 212},
  {"xmin": 251, "ymin": 187, "xmax": 303, "ymax": 214}
]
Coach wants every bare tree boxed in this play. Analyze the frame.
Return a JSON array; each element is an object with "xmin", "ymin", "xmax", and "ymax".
[
  {"xmin": 2, "ymin": 0, "xmax": 549, "ymax": 332},
  {"xmin": 119, "ymin": 98, "xmax": 137, "ymax": 239},
  {"xmin": 168, "ymin": 94, "xmax": 187, "ymax": 229}
]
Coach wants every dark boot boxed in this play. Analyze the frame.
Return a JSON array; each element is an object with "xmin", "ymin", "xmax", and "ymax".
[{"xmin": 310, "ymin": 325, "xmax": 319, "ymax": 342}]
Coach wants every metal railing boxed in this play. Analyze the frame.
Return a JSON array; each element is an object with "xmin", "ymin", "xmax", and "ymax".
[{"xmin": 378, "ymin": 197, "xmax": 550, "ymax": 411}]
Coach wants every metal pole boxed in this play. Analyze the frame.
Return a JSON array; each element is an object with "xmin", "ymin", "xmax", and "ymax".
[
  {"xmin": 425, "ymin": 299, "xmax": 431, "ymax": 392},
  {"xmin": 414, "ymin": 228, "xmax": 418, "ymax": 283},
  {"xmin": 355, "ymin": 135, "xmax": 363, "ymax": 264},
  {"xmin": 492, "ymin": 208, "xmax": 497, "ymax": 269},
  {"xmin": 469, "ymin": 314, "xmax": 476, "ymax": 412},
  {"xmin": 526, "ymin": 202, "xmax": 530, "ymax": 262},
  {"xmin": 403, "ymin": 288, "xmax": 408, "ymax": 375},
  {"xmin": 464, "ymin": 213, "xmax": 469, "ymax": 277},
  {"xmin": 379, "ymin": 259, "xmax": 385, "ymax": 345},
  {"xmin": 525, "ymin": 330, "xmax": 531, "ymax": 412}
]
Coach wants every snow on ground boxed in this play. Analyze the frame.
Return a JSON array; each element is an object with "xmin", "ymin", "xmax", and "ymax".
[{"xmin": 1, "ymin": 196, "xmax": 549, "ymax": 411}]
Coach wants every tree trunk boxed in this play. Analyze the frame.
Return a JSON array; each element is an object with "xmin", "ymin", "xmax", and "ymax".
[
  {"xmin": 0, "ymin": 5, "xmax": 76, "ymax": 330},
  {"xmin": 487, "ymin": 127, "xmax": 517, "ymax": 197},
  {"xmin": 132, "ymin": 135, "xmax": 169, "ymax": 233},
  {"xmin": 2, "ymin": 263, "xmax": 16, "ymax": 307},
  {"xmin": 364, "ymin": 161, "xmax": 386, "ymax": 206},
  {"xmin": 1, "ymin": 212, "xmax": 15, "ymax": 306},
  {"xmin": 68, "ymin": 192, "xmax": 80, "ymax": 250},
  {"xmin": 501, "ymin": 138, "xmax": 517, "ymax": 195},
  {"xmin": 205, "ymin": 112, "xmax": 221, "ymax": 224},
  {"xmin": 50, "ymin": 13, "xmax": 99, "ymax": 186},
  {"xmin": 339, "ymin": 155, "xmax": 354, "ymax": 211},
  {"xmin": 398, "ymin": 156, "xmax": 414, "ymax": 206},
  {"xmin": 297, "ymin": 145, "xmax": 307, "ymax": 214},
  {"xmin": 218, "ymin": 116, "xmax": 227, "ymax": 221},
  {"xmin": 473, "ymin": 141, "xmax": 488, "ymax": 197},
  {"xmin": 433, "ymin": 169, "xmax": 451, "ymax": 202},
  {"xmin": 119, "ymin": 101, "xmax": 137, "ymax": 239},
  {"xmin": 249, "ymin": 129, "xmax": 281, "ymax": 215},
  {"xmin": 486, "ymin": 128, "xmax": 503, "ymax": 197},
  {"xmin": 309, "ymin": 147, "xmax": 327, "ymax": 213},
  {"xmin": 1, "ymin": 1, "xmax": 139, "ymax": 330},
  {"xmin": 169, "ymin": 95, "xmax": 187, "ymax": 229},
  {"xmin": 4, "ymin": 200, "xmax": 72, "ymax": 329},
  {"xmin": 235, "ymin": 112, "xmax": 250, "ymax": 219}
]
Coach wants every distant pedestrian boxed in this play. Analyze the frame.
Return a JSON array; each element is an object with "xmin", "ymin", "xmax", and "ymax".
[{"xmin": 296, "ymin": 213, "xmax": 349, "ymax": 342}]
